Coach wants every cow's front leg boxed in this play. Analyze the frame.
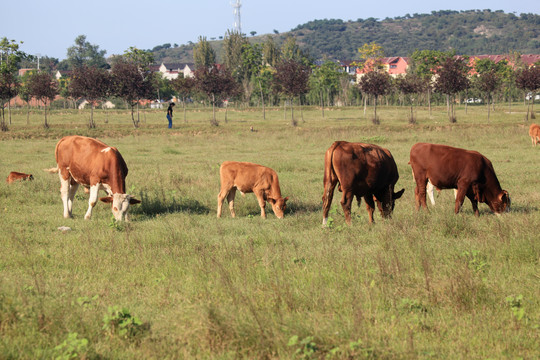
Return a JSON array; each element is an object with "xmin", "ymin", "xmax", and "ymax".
[
  {"xmin": 340, "ymin": 189, "xmax": 354, "ymax": 225},
  {"xmin": 364, "ymin": 195, "xmax": 376, "ymax": 224},
  {"xmin": 255, "ymin": 190, "xmax": 267, "ymax": 219},
  {"xmin": 84, "ymin": 184, "xmax": 100, "ymax": 220}
]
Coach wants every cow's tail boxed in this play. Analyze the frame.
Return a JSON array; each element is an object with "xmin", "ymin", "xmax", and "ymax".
[
  {"xmin": 323, "ymin": 141, "xmax": 341, "ymax": 187},
  {"xmin": 44, "ymin": 166, "xmax": 59, "ymax": 174}
]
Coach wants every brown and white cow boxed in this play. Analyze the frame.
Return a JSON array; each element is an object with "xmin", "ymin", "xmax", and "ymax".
[
  {"xmin": 322, "ymin": 141, "xmax": 405, "ymax": 226},
  {"xmin": 217, "ymin": 161, "xmax": 289, "ymax": 219},
  {"xmin": 6, "ymin": 172, "xmax": 33, "ymax": 183},
  {"xmin": 409, "ymin": 142, "xmax": 510, "ymax": 216},
  {"xmin": 46, "ymin": 135, "xmax": 140, "ymax": 221},
  {"xmin": 529, "ymin": 123, "xmax": 540, "ymax": 147}
]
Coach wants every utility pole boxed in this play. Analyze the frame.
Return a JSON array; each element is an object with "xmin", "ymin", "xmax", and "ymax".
[{"xmin": 231, "ymin": 0, "xmax": 242, "ymax": 34}]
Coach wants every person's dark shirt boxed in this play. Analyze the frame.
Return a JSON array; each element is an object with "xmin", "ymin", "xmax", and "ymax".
[{"xmin": 167, "ymin": 104, "xmax": 174, "ymax": 116}]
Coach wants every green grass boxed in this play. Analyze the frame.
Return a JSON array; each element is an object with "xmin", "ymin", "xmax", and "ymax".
[{"xmin": 0, "ymin": 104, "xmax": 539, "ymax": 359}]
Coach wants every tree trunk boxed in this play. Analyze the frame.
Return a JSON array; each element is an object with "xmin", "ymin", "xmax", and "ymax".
[
  {"xmin": 428, "ymin": 88, "xmax": 432, "ymax": 118},
  {"xmin": 43, "ymin": 101, "xmax": 49, "ymax": 129},
  {"xmin": 8, "ymin": 101, "xmax": 12, "ymax": 125},
  {"xmin": 183, "ymin": 96, "xmax": 187, "ymax": 123},
  {"xmin": 26, "ymin": 102, "xmax": 30, "ymax": 125},
  {"xmin": 258, "ymin": 80, "xmax": 265, "ymax": 120},
  {"xmin": 90, "ymin": 104, "xmax": 95, "ymax": 128},
  {"xmin": 320, "ymin": 89, "xmax": 324, "ymax": 118}
]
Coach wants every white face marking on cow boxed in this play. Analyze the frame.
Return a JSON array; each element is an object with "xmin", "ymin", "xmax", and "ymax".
[
  {"xmin": 101, "ymin": 147, "xmax": 111, "ymax": 153},
  {"xmin": 111, "ymin": 193, "xmax": 132, "ymax": 221}
]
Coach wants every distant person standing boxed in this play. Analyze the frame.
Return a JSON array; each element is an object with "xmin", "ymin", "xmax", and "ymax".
[{"xmin": 166, "ymin": 102, "xmax": 175, "ymax": 128}]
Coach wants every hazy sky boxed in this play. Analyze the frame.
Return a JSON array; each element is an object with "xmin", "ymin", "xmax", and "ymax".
[{"xmin": 2, "ymin": 0, "xmax": 538, "ymax": 60}]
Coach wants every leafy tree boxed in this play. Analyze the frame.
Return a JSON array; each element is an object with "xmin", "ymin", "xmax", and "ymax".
[
  {"xmin": 66, "ymin": 35, "xmax": 108, "ymax": 69},
  {"xmin": 472, "ymin": 64, "xmax": 502, "ymax": 121},
  {"xmin": 222, "ymin": 30, "xmax": 248, "ymax": 81},
  {"xmin": 194, "ymin": 65, "xmax": 239, "ymax": 125},
  {"xmin": 111, "ymin": 59, "xmax": 156, "ymax": 128},
  {"xmin": 395, "ymin": 73, "xmax": 425, "ymax": 124},
  {"xmin": 358, "ymin": 70, "xmax": 392, "ymax": 124},
  {"xmin": 516, "ymin": 65, "xmax": 540, "ymax": 121},
  {"xmin": 272, "ymin": 59, "xmax": 310, "ymax": 125},
  {"xmin": 27, "ymin": 72, "xmax": 58, "ymax": 128},
  {"xmin": 0, "ymin": 37, "xmax": 26, "ymax": 130},
  {"xmin": 433, "ymin": 56, "xmax": 470, "ymax": 122},
  {"xmin": 309, "ymin": 61, "xmax": 343, "ymax": 117},
  {"xmin": 262, "ymin": 36, "xmax": 280, "ymax": 67},
  {"xmin": 171, "ymin": 75, "xmax": 196, "ymax": 123},
  {"xmin": 281, "ymin": 37, "xmax": 308, "ymax": 64},
  {"xmin": 69, "ymin": 65, "xmax": 112, "ymax": 128},
  {"xmin": 410, "ymin": 49, "xmax": 451, "ymax": 116},
  {"xmin": 193, "ymin": 36, "xmax": 216, "ymax": 69},
  {"xmin": 240, "ymin": 43, "xmax": 264, "ymax": 105},
  {"xmin": 253, "ymin": 67, "xmax": 274, "ymax": 119}
]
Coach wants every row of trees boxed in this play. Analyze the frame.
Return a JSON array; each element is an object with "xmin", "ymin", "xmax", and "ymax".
[{"xmin": 1, "ymin": 34, "xmax": 539, "ymax": 130}]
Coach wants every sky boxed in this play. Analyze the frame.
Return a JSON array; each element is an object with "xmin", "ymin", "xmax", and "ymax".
[{"xmin": 2, "ymin": 0, "xmax": 538, "ymax": 61}]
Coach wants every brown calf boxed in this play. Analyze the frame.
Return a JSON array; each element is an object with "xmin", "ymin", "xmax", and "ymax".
[
  {"xmin": 217, "ymin": 161, "xmax": 289, "ymax": 219},
  {"xmin": 6, "ymin": 172, "xmax": 33, "ymax": 183}
]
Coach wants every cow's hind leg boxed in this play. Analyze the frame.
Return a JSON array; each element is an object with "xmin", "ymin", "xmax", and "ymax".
[
  {"xmin": 322, "ymin": 179, "xmax": 338, "ymax": 226},
  {"xmin": 67, "ymin": 181, "xmax": 79, "ymax": 215},
  {"xmin": 227, "ymin": 188, "xmax": 238, "ymax": 218},
  {"xmin": 217, "ymin": 185, "xmax": 230, "ymax": 218},
  {"xmin": 59, "ymin": 173, "xmax": 72, "ymax": 218},
  {"xmin": 340, "ymin": 189, "xmax": 354, "ymax": 225},
  {"xmin": 84, "ymin": 184, "xmax": 100, "ymax": 220}
]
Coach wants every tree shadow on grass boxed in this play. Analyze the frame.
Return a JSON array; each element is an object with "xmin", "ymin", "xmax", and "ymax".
[{"xmin": 133, "ymin": 191, "xmax": 210, "ymax": 218}]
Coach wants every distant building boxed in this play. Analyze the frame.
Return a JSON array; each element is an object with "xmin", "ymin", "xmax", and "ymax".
[{"xmin": 151, "ymin": 62, "xmax": 195, "ymax": 79}]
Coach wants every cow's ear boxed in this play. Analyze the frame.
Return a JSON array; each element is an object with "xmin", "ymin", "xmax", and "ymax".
[
  {"xmin": 129, "ymin": 198, "xmax": 141, "ymax": 205},
  {"xmin": 499, "ymin": 191, "xmax": 509, "ymax": 202},
  {"xmin": 393, "ymin": 188, "xmax": 405, "ymax": 199},
  {"xmin": 100, "ymin": 196, "xmax": 113, "ymax": 203},
  {"xmin": 284, "ymin": 196, "xmax": 289, "ymax": 202}
]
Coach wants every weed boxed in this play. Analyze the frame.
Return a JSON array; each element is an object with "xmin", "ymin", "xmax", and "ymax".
[
  {"xmin": 54, "ymin": 332, "xmax": 88, "ymax": 360},
  {"xmin": 102, "ymin": 306, "xmax": 149, "ymax": 340},
  {"xmin": 288, "ymin": 335, "xmax": 318, "ymax": 359}
]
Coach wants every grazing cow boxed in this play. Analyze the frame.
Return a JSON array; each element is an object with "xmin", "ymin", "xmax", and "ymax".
[
  {"xmin": 529, "ymin": 123, "xmax": 540, "ymax": 146},
  {"xmin": 409, "ymin": 142, "xmax": 510, "ymax": 216},
  {"xmin": 6, "ymin": 172, "xmax": 33, "ymax": 183},
  {"xmin": 46, "ymin": 135, "xmax": 140, "ymax": 221},
  {"xmin": 217, "ymin": 161, "xmax": 289, "ymax": 219},
  {"xmin": 424, "ymin": 179, "xmax": 457, "ymax": 205},
  {"xmin": 322, "ymin": 141, "xmax": 405, "ymax": 226}
]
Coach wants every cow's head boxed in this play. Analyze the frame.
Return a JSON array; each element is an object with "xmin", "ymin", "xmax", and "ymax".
[
  {"xmin": 377, "ymin": 188, "xmax": 405, "ymax": 218},
  {"xmin": 491, "ymin": 190, "xmax": 511, "ymax": 214},
  {"xmin": 268, "ymin": 196, "xmax": 289, "ymax": 219},
  {"xmin": 100, "ymin": 194, "xmax": 141, "ymax": 221}
]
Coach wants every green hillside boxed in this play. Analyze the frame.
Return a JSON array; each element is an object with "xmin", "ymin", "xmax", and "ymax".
[{"xmin": 152, "ymin": 10, "xmax": 539, "ymax": 63}]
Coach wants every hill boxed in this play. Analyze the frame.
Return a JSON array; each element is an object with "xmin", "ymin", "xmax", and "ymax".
[{"xmin": 152, "ymin": 10, "xmax": 539, "ymax": 64}]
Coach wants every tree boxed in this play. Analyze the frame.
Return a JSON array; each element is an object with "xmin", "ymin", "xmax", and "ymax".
[
  {"xmin": 222, "ymin": 30, "xmax": 248, "ymax": 81},
  {"xmin": 358, "ymin": 70, "xmax": 392, "ymax": 124},
  {"xmin": 262, "ymin": 36, "xmax": 280, "ymax": 67},
  {"xmin": 253, "ymin": 67, "xmax": 274, "ymax": 120},
  {"xmin": 395, "ymin": 73, "xmax": 425, "ymax": 124},
  {"xmin": 239, "ymin": 43, "xmax": 264, "ymax": 105},
  {"xmin": 309, "ymin": 61, "xmax": 343, "ymax": 117},
  {"xmin": 66, "ymin": 35, "xmax": 108, "ymax": 69},
  {"xmin": 472, "ymin": 69, "xmax": 501, "ymax": 121},
  {"xmin": 281, "ymin": 37, "xmax": 306, "ymax": 63},
  {"xmin": 193, "ymin": 36, "xmax": 216, "ymax": 69},
  {"xmin": 171, "ymin": 75, "xmax": 195, "ymax": 123},
  {"xmin": 410, "ymin": 49, "xmax": 451, "ymax": 116},
  {"xmin": 272, "ymin": 59, "xmax": 310, "ymax": 125},
  {"xmin": 194, "ymin": 65, "xmax": 239, "ymax": 125},
  {"xmin": 69, "ymin": 65, "xmax": 112, "ymax": 128},
  {"xmin": 0, "ymin": 37, "xmax": 27, "ymax": 130},
  {"xmin": 111, "ymin": 59, "xmax": 156, "ymax": 128},
  {"xmin": 27, "ymin": 72, "xmax": 58, "ymax": 129},
  {"xmin": 516, "ymin": 66, "xmax": 540, "ymax": 121},
  {"xmin": 433, "ymin": 56, "xmax": 470, "ymax": 123}
]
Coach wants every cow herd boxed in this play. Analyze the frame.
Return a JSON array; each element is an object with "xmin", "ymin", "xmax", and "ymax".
[{"xmin": 8, "ymin": 124, "xmax": 538, "ymax": 223}]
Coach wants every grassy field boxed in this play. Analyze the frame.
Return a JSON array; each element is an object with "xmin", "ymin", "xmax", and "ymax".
[{"xmin": 0, "ymin": 104, "xmax": 539, "ymax": 359}]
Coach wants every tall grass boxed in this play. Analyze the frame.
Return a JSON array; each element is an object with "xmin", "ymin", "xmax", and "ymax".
[{"xmin": 0, "ymin": 104, "xmax": 538, "ymax": 359}]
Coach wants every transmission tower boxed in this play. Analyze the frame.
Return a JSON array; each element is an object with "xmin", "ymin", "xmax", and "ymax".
[{"xmin": 231, "ymin": 0, "xmax": 242, "ymax": 34}]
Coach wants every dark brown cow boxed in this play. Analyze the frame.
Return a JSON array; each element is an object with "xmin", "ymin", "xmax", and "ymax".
[
  {"xmin": 6, "ymin": 172, "xmax": 33, "ymax": 183},
  {"xmin": 409, "ymin": 142, "xmax": 510, "ymax": 216},
  {"xmin": 322, "ymin": 141, "xmax": 404, "ymax": 225},
  {"xmin": 46, "ymin": 135, "xmax": 140, "ymax": 221},
  {"xmin": 529, "ymin": 123, "xmax": 540, "ymax": 147},
  {"xmin": 217, "ymin": 161, "xmax": 289, "ymax": 219}
]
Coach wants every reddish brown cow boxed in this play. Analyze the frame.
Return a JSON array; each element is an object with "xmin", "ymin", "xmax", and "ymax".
[
  {"xmin": 217, "ymin": 161, "xmax": 289, "ymax": 219},
  {"xmin": 6, "ymin": 172, "xmax": 33, "ymax": 183},
  {"xmin": 409, "ymin": 142, "xmax": 510, "ymax": 216},
  {"xmin": 529, "ymin": 123, "xmax": 540, "ymax": 146},
  {"xmin": 322, "ymin": 141, "xmax": 404, "ymax": 225},
  {"xmin": 46, "ymin": 135, "xmax": 140, "ymax": 221}
]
